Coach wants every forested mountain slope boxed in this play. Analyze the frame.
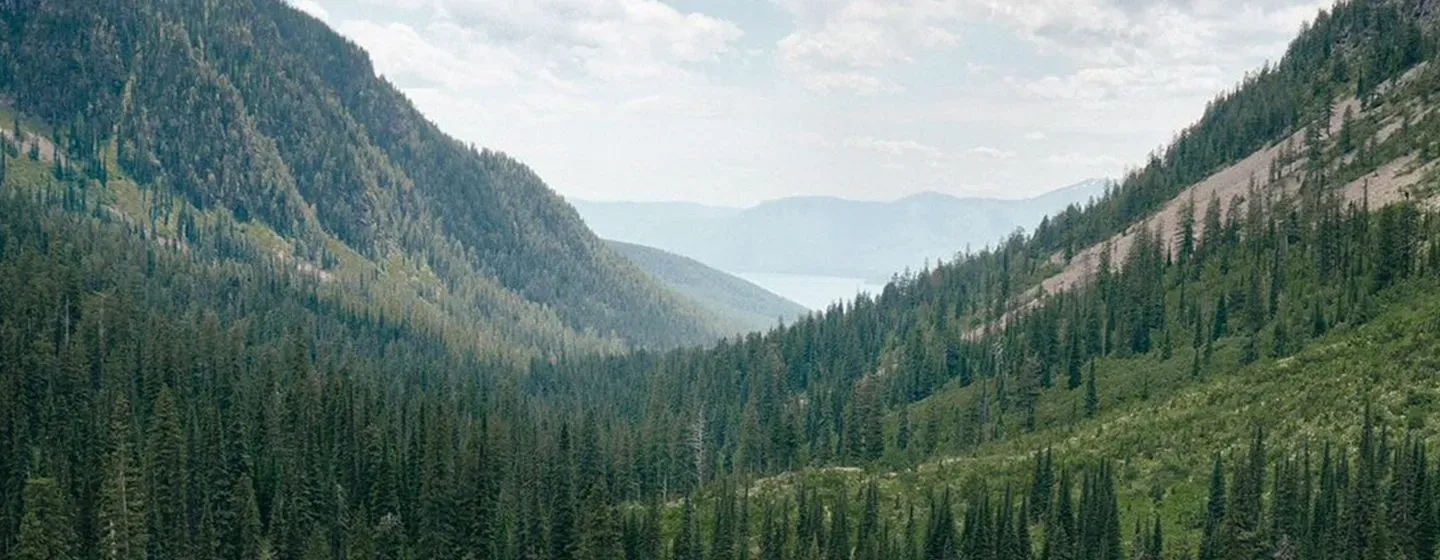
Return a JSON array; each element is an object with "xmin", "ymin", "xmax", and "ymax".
[
  {"xmin": 605, "ymin": 240, "xmax": 810, "ymax": 334},
  {"xmin": 9, "ymin": 0, "xmax": 1440, "ymax": 559},
  {"xmin": 0, "ymin": 0, "xmax": 722, "ymax": 351}
]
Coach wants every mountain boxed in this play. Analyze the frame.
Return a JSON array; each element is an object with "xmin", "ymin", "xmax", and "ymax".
[
  {"xmin": 605, "ymin": 240, "xmax": 810, "ymax": 334},
  {"xmin": 0, "ymin": 0, "xmax": 723, "ymax": 353},
  {"xmin": 8, "ymin": 0, "xmax": 1440, "ymax": 558},
  {"xmin": 571, "ymin": 178, "xmax": 1109, "ymax": 281}
]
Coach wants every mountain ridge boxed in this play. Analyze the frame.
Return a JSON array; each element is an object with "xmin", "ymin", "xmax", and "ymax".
[
  {"xmin": 571, "ymin": 178, "xmax": 1109, "ymax": 281},
  {"xmin": 0, "ymin": 0, "xmax": 725, "ymax": 350},
  {"xmin": 604, "ymin": 240, "xmax": 811, "ymax": 334}
]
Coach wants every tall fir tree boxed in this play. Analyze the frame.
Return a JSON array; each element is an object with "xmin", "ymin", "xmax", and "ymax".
[
  {"xmin": 98, "ymin": 392, "xmax": 148, "ymax": 560},
  {"xmin": 15, "ymin": 477, "xmax": 77, "ymax": 560}
]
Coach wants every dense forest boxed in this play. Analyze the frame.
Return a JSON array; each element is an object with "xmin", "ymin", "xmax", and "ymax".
[
  {"xmin": 7, "ymin": 0, "xmax": 1440, "ymax": 559},
  {"xmin": 0, "ymin": 0, "xmax": 724, "ymax": 355}
]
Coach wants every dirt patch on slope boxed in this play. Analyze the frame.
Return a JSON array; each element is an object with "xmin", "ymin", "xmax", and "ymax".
[{"xmin": 968, "ymin": 97, "xmax": 1373, "ymax": 339}]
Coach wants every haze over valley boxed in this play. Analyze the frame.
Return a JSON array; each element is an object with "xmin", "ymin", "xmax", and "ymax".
[{"xmin": 574, "ymin": 178, "xmax": 1108, "ymax": 308}]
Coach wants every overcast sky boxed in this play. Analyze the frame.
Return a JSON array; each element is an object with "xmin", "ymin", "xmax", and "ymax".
[{"xmin": 288, "ymin": 0, "xmax": 1328, "ymax": 206}]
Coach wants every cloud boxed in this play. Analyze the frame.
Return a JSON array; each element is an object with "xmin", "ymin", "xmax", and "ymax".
[
  {"xmin": 775, "ymin": 0, "xmax": 965, "ymax": 95},
  {"xmin": 965, "ymin": 146, "xmax": 1016, "ymax": 159},
  {"xmin": 424, "ymin": 0, "xmax": 744, "ymax": 81},
  {"xmin": 1021, "ymin": 63, "xmax": 1228, "ymax": 103},
  {"xmin": 797, "ymin": 71, "xmax": 904, "ymax": 95},
  {"xmin": 841, "ymin": 138, "xmax": 1016, "ymax": 163},
  {"xmin": 624, "ymin": 94, "xmax": 736, "ymax": 119},
  {"xmin": 337, "ymin": 21, "xmax": 526, "ymax": 90},
  {"xmin": 1024, "ymin": 131, "xmax": 1047, "ymax": 141},
  {"xmin": 287, "ymin": 0, "xmax": 330, "ymax": 21},
  {"xmin": 773, "ymin": 0, "xmax": 1324, "ymax": 101},
  {"xmin": 1045, "ymin": 152, "xmax": 1126, "ymax": 168},
  {"xmin": 340, "ymin": 0, "xmax": 744, "ymax": 88},
  {"xmin": 843, "ymin": 136, "xmax": 946, "ymax": 159}
]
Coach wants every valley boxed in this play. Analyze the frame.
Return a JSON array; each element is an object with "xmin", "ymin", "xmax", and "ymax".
[{"xmin": 4, "ymin": 1, "xmax": 1440, "ymax": 559}]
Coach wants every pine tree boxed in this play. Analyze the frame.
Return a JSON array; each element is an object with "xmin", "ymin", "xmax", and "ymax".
[
  {"xmin": 858, "ymin": 482, "xmax": 881, "ymax": 560},
  {"xmin": 1029, "ymin": 449, "xmax": 1054, "ymax": 523},
  {"xmin": 550, "ymin": 424, "xmax": 579, "ymax": 560},
  {"xmin": 229, "ymin": 474, "xmax": 263, "ymax": 560},
  {"xmin": 15, "ymin": 477, "xmax": 77, "ymax": 560},
  {"xmin": 924, "ymin": 489, "xmax": 958, "ymax": 560},
  {"xmin": 826, "ymin": 490, "xmax": 850, "ymax": 560},
  {"xmin": 1084, "ymin": 363, "xmax": 1099, "ymax": 418},
  {"xmin": 1221, "ymin": 428, "xmax": 1266, "ymax": 558},
  {"xmin": 99, "ymin": 392, "xmax": 148, "ymax": 560},
  {"xmin": 1045, "ymin": 468, "xmax": 1076, "ymax": 560},
  {"xmin": 1066, "ymin": 322, "xmax": 1084, "ymax": 391},
  {"xmin": 1199, "ymin": 455, "xmax": 1226, "ymax": 560},
  {"xmin": 145, "ymin": 387, "xmax": 187, "ymax": 560},
  {"xmin": 673, "ymin": 497, "xmax": 701, "ymax": 560},
  {"xmin": 1345, "ymin": 412, "xmax": 1386, "ymax": 558}
]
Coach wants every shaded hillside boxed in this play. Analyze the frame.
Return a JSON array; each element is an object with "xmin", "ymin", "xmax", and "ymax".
[
  {"xmin": 606, "ymin": 240, "xmax": 810, "ymax": 334},
  {"xmin": 0, "ymin": 0, "xmax": 720, "ymax": 349},
  {"xmin": 572, "ymin": 178, "xmax": 1108, "ymax": 281}
]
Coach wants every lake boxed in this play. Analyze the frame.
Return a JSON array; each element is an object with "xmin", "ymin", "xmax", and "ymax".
[{"xmin": 730, "ymin": 272, "xmax": 888, "ymax": 311}]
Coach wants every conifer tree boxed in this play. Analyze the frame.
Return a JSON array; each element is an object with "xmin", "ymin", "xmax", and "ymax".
[
  {"xmin": 1084, "ymin": 363, "xmax": 1099, "ymax": 418},
  {"xmin": 1199, "ymin": 455, "xmax": 1226, "ymax": 560},
  {"xmin": 925, "ymin": 489, "xmax": 958, "ymax": 560},
  {"xmin": 827, "ymin": 489, "xmax": 850, "ymax": 560},
  {"xmin": 550, "ymin": 424, "xmax": 579, "ymax": 560},
  {"xmin": 145, "ymin": 387, "xmax": 186, "ymax": 560},
  {"xmin": 673, "ymin": 497, "xmax": 701, "ymax": 560},
  {"xmin": 15, "ymin": 477, "xmax": 77, "ymax": 560},
  {"xmin": 99, "ymin": 392, "xmax": 148, "ymax": 560},
  {"xmin": 1221, "ymin": 428, "xmax": 1266, "ymax": 558},
  {"xmin": 858, "ymin": 481, "xmax": 881, "ymax": 560}
]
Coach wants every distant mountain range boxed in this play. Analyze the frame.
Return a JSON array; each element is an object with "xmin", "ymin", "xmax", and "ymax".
[
  {"xmin": 605, "ymin": 241, "xmax": 810, "ymax": 333},
  {"xmin": 571, "ymin": 179, "xmax": 1110, "ymax": 281}
]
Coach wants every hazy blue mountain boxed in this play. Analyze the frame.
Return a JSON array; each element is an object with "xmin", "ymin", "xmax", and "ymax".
[
  {"xmin": 606, "ymin": 240, "xmax": 811, "ymax": 333},
  {"xmin": 572, "ymin": 179, "xmax": 1110, "ymax": 281}
]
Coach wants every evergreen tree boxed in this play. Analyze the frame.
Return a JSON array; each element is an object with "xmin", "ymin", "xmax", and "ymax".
[
  {"xmin": 145, "ymin": 387, "xmax": 187, "ymax": 560},
  {"xmin": 15, "ymin": 477, "xmax": 77, "ymax": 560},
  {"xmin": 98, "ymin": 392, "xmax": 148, "ymax": 560},
  {"xmin": 1221, "ymin": 428, "xmax": 1267, "ymax": 559},
  {"xmin": 1200, "ymin": 455, "xmax": 1226, "ymax": 560},
  {"xmin": 1084, "ymin": 362, "xmax": 1099, "ymax": 418},
  {"xmin": 673, "ymin": 497, "xmax": 701, "ymax": 560},
  {"xmin": 550, "ymin": 424, "xmax": 579, "ymax": 560},
  {"xmin": 925, "ymin": 489, "xmax": 958, "ymax": 560},
  {"xmin": 826, "ymin": 490, "xmax": 850, "ymax": 560}
]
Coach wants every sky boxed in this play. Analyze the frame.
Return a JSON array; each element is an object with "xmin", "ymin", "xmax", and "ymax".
[{"xmin": 288, "ymin": 0, "xmax": 1330, "ymax": 207}]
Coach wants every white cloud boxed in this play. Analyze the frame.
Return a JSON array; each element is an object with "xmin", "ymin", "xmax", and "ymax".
[
  {"xmin": 337, "ymin": 21, "xmax": 526, "ymax": 90},
  {"xmin": 341, "ymin": 0, "xmax": 743, "ymax": 88},
  {"xmin": 312, "ymin": 0, "xmax": 1333, "ymax": 206},
  {"xmin": 843, "ymin": 136, "xmax": 945, "ymax": 159},
  {"xmin": 624, "ymin": 94, "xmax": 735, "ymax": 119},
  {"xmin": 288, "ymin": 0, "xmax": 330, "ymax": 21},
  {"xmin": 775, "ymin": 0, "xmax": 965, "ymax": 95},
  {"xmin": 840, "ymin": 138, "xmax": 1016, "ymax": 163},
  {"xmin": 424, "ymin": 0, "xmax": 744, "ymax": 81},
  {"xmin": 965, "ymin": 146, "xmax": 1016, "ymax": 159},
  {"xmin": 797, "ymin": 71, "xmax": 903, "ymax": 95},
  {"xmin": 1046, "ymin": 153, "xmax": 1126, "ymax": 168}
]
